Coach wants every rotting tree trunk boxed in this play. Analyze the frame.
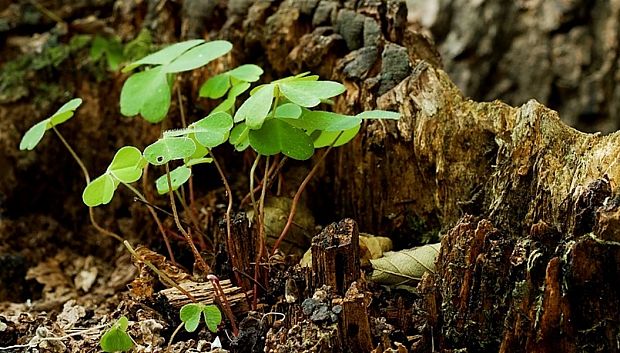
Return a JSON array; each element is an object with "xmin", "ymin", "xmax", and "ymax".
[
  {"xmin": 204, "ymin": 1, "xmax": 620, "ymax": 351},
  {"xmin": 1, "ymin": 0, "xmax": 619, "ymax": 352}
]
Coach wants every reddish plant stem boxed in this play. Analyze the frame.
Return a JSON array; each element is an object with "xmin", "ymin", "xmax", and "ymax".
[
  {"xmin": 271, "ymin": 132, "xmax": 343, "ymax": 255},
  {"xmin": 208, "ymin": 274, "xmax": 238, "ymax": 336},
  {"xmin": 207, "ymin": 150, "xmax": 244, "ymax": 287}
]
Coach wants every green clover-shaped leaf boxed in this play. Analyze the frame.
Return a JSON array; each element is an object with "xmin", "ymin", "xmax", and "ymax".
[
  {"xmin": 227, "ymin": 64, "xmax": 263, "ymax": 82},
  {"xmin": 274, "ymin": 103, "xmax": 302, "ymax": 119},
  {"xmin": 249, "ymin": 119, "xmax": 314, "ymax": 160},
  {"xmin": 100, "ymin": 316, "xmax": 133, "ymax": 353},
  {"xmin": 202, "ymin": 305, "xmax": 222, "ymax": 333},
  {"xmin": 120, "ymin": 67, "xmax": 171, "ymax": 123},
  {"xmin": 200, "ymin": 73, "xmax": 231, "ymax": 99},
  {"xmin": 143, "ymin": 137, "xmax": 196, "ymax": 165},
  {"xmin": 313, "ymin": 124, "xmax": 361, "ymax": 148},
  {"xmin": 278, "ymin": 81, "xmax": 345, "ymax": 107},
  {"xmin": 191, "ymin": 112, "xmax": 233, "ymax": 148},
  {"xmin": 229, "ymin": 123, "xmax": 250, "ymax": 151},
  {"xmin": 155, "ymin": 165, "xmax": 192, "ymax": 194},
  {"xmin": 107, "ymin": 146, "xmax": 145, "ymax": 183},
  {"xmin": 19, "ymin": 98, "xmax": 83, "ymax": 150},
  {"xmin": 180, "ymin": 303, "xmax": 203, "ymax": 333},
  {"xmin": 179, "ymin": 303, "xmax": 222, "ymax": 334},
  {"xmin": 234, "ymin": 84, "xmax": 275, "ymax": 128},
  {"xmin": 122, "ymin": 39, "xmax": 204, "ymax": 72},
  {"xmin": 82, "ymin": 174, "xmax": 117, "ymax": 207},
  {"xmin": 162, "ymin": 41, "xmax": 232, "ymax": 73},
  {"xmin": 200, "ymin": 65, "xmax": 263, "ymax": 99}
]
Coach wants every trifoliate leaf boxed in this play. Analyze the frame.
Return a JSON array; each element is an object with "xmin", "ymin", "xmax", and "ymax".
[
  {"xmin": 107, "ymin": 146, "xmax": 145, "ymax": 183},
  {"xmin": 163, "ymin": 41, "xmax": 233, "ymax": 73},
  {"xmin": 191, "ymin": 111, "xmax": 233, "ymax": 148},
  {"xmin": 180, "ymin": 303, "xmax": 203, "ymax": 333},
  {"xmin": 143, "ymin": 137, "xmax": 196, "ymax": 165},
  {"xmin": 249, "ymin": 119, "xmax": 314, "ymax": 160},
  {"xmin": 234, "ymin": 84, "xmax": 275, "ymax": 128},
  {"xmin": 278, "ymin": 81, "xmax": 345, "ymax": 107},
  {"xmin": 227, "ymin": 64, "xmax": 263, "ymax": 82},
  {"xmin": 100, "ymin": 316, "xmax": 133, "ymax": 352},
  {"xmin": 120, "ymin": 67, "xmax": 170, "ymax": 123},
  {"xmin": 202, "ymin": 305, "xmax": 222, "ymax": 333},
  {"xmin": 155, "ymin": 165, "xmax": 192, "ymax": 194},
  {"xmin": 356, "ymin": 110, "xmax": 400, "ymax": 120},
  {"xmin": 199, "ymin": 74, "xmax": 231, "ymax": 99},
  {"xmin": 313, "ymin": 124, "xmax": 361, "ymax": 148},
  {"xmin": 19, "ymin": 98, "xmax": 83, "ymax": 150},
  {"xmin": 82, "ymin": 174, "xmax": 117, "ymax": 207},
  {"xmin": 369, "ymin": 243, "xmax": 440, "ymax": 287},
  {"xmin": 274, "ymin": 103, "xmax": 302, "ymax": 119},
  {"xmin": 229, "ymin": 123, "xmax": 250, "ymax": 151},
  {"xmin": 122, "ymin": 39, "xmax": 204, "ymax": 72}
]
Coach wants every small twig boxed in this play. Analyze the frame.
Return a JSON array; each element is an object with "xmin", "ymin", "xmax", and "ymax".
[
  {"xmin": 232, "ymin": 267, "xmax": 268, "ymax": 293},
  {"xmin": 124, "ymin": 182, "xmax": 176, "ymax": 264},
  {"xmin": 271, "ymin": 132, "xmax": 344, "ymax": 255},
  {"xmin": 166, "ymin": 163, "xmax": 210, "ymax": 274},
  {"xmin": 123, "ymin": 241, "xmax": 196, "ymax": 302},
  {"xmin": 167, "ymin": 322, "xmax": 185, "ymax": 350}
]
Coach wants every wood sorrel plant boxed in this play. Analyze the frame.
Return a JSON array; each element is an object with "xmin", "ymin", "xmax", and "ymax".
[{"xmin": 19, "ymin": 38, "xmax": 400, "ymax": 328}]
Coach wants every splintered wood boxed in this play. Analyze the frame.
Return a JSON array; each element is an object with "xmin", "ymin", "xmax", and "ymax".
[
  {"xmin": 311, "ymin": 218, "xmax": 360, "ymax": 295},
  {"xmin": 159, "ymin": 279, "xmax": 249, "ymax": 315}
]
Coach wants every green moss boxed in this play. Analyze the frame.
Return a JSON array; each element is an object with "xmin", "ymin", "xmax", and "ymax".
[{"xmin": 0, "ymin": 34, "xmax": 91, "ymax": 103}]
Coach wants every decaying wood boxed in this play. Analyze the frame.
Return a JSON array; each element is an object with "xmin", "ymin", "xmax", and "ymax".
[
  {"xmin": 311, "ymin": 218, "xmax": 360, "ymax": 295},
  {"xmin": 159, "ymin": 279, "xmax": 249, "ymax": 315},
  {"xmin": 339, "ymin": 282, "xmax": 373, "ymax": 352}
]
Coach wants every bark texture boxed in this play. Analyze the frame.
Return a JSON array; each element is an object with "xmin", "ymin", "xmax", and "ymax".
[
  {"xmin": 2, "ymin": 0, "xmax": 619, "ymax": 352},
  {"xmin": 409, "ymin": 0, "xmax": 620, "ymax": 133}
]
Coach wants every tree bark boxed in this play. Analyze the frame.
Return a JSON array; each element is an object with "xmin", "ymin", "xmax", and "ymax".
[{"xmin": 409, "ymin": 0, "xmax": 620, "ymax": 133}]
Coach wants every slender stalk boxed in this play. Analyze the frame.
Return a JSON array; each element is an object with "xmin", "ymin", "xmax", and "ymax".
[
  {"xmin": 167, "ymin": 322, "xmax": 185, "ymax": 350},
  {"xmin": 207, "ymin": 149, "xmax": 243, "ymax": 286},
  {"xmin": 52, "ymin": 127, "xmax": 124, "ymax": 243},
  {"xmin": 124, "ymin": 182, "xmax": 176, "ymax": 264},
  {"xmin": 52, "ymin": 127, "xmax": 90, "ymax": 184},
  {"xmin": 165, "ymin": 163, "xmax": 210, "ymax": 274},
  {"xmin": 271, "ymin": 132, "xmax": 344, "ymax": 255},
  {"xmin": 123, "ymin": 241, "xmax": 196, "ymax": 301},
  {"xmin": 176, "ymin": 189, "xmax": 209, "ymax": 251},
  {"xmin": 253, "ymin": 156, "xmax": 269, "ymax": 309},
  {"xmin": 241, "ymin": 155, "xmax": 285, "ymax": 207},
  {"xmin": 249, "ymin": 155, "xmax": 261, "ymax": 220}
]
